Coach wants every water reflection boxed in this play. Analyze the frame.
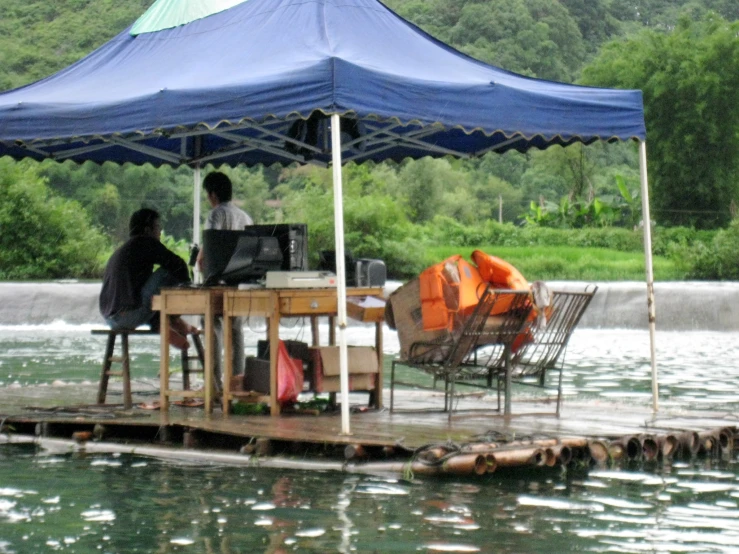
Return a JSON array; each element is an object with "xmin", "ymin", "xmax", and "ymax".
[{"xmin": 2, "ymin": 445, "xmax": 739, "ymax": 552}]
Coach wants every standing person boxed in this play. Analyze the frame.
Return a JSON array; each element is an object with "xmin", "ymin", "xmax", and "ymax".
[
  {"xmin": 197, "ymin": 171, "xmax": 253, "ymax": 390},
  {"xmin": 100, "ymin": 208, "xmax": 196, "ymax": 350}
]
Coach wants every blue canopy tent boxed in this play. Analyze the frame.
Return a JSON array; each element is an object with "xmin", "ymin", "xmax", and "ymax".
[{"xmin": 0, "ymin": 0, "xmax": 658, "ymax": 428}]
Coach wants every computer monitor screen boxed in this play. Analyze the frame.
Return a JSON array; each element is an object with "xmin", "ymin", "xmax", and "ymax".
[
  {"xmin": 202, "ymin": 230, "xmax": 284, "ymax": 285},
  {"xmin": 240, "ymin": 224, "xmax": 308, "ymax": 272}
]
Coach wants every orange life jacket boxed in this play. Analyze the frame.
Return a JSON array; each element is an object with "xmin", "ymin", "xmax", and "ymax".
[
  {"xmin": 419, "ymin": 255, "xmax": 485, "ymax": 331},
  {"xmin": 470, "ymin": 249, "xmax": 538, "ymax": 352},
  {"xmin": 471, "ymin": 250, "xmax": 529, "ymax": 291}
]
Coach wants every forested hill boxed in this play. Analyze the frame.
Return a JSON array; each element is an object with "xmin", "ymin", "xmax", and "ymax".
[
  {"xmin": 0, "ymin": 0, "xmax": 737, "ymax": 281},
  {"xmin": 0, "ymin": 0, "xmax": 736, "ymax": 91}
]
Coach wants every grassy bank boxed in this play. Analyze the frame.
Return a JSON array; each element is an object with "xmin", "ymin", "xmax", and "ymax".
[{"xmin": 425, "ymin": 245, "xmax": 682, "ymax": 281}]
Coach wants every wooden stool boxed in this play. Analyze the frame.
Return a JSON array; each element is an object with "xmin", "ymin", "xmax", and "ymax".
[
  {"xmin": 182, "ymin": 333, "xmax": 205, "ymax": 390},
  {"xmin": 92, "ymin": 329, "xmax": 205, "ymax": 409}
]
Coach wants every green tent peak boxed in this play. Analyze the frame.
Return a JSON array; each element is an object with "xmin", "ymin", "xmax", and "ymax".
[{"xmin": 130, "ymin": 0, "xmax": 249, "ymax": 35}]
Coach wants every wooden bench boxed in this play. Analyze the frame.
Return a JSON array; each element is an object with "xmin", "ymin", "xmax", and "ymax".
[{"xmin": 91, "ymin": 328, "xmax": 205, "ymax": 409}]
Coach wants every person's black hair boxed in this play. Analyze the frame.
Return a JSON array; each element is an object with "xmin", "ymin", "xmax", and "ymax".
[
  {"xmin": 129, "ymin": 208, "xmax": 160, "ymax": 237},
  {"xmin": 203, "ymin": 171, "xmax": 233, "ymax": 203}
]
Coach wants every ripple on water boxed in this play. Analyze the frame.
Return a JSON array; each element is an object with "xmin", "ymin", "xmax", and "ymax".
[
  {"xmin": 424, "ymin": 545, "xmax": 480, "ymax": 553},
  {"xmin": 80, "ymin": 509, "xmax": 115, "ymax": 522},
  {"xmin": 587, "ymin": 496, "xmax": 653, "ymax": 510},
  {"xmin": 294, "ymin": 528, "xmax": 325, "ymax": 537},
  {"xmin": 170, "ymin": 537, "xmax": 195, "ymax": 545},
  {"xmin": 356, "ymin": 483, "xmax": 409, "ymax": 496},
  {"xmin": 518, "ymin": 496, "xmax": 604, "ymax": 512}
]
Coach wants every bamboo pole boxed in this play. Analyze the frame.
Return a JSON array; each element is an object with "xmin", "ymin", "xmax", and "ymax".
[
  {"xmin": 698, "ymin": 430, "xmax": 720, "ymax": 456},
  {"xmin": 639, "ymin": 435, "xmax": 659, "ymax": 461},
  {"xmin": 485, "ymin": 454, "xmax": 497, "ymax": 473},
  {"xmin": 678, "ymin": 431, "xmax": 700, "ymax": 458},
  {"xmin": 493, "ymin": 447, "xmax": 546, "ymax": 468},
  {"xmin": 610, "ymin": 436, "xmax": 641, "ymax": 460},
  {"xmin": 441, "ymin": 454, "xmax": 488, "ymax": 476},
  {"xmin": 656, "ymin": 435, "xmax": 679, "ymax": 460},
  {"xmin": 345, "ymin": 444, "xmax": 368, "ymax": 460},
  {"xmin": 545, "ymin": 445, "xmax": 572, "ymax": 467},
  {"xmin": 718, "ymin": 427, "xmax": 735, "ymax": 455},
  {"xmin": 587, "ymin": 440, "xmax": 610, "ymax": 464}
]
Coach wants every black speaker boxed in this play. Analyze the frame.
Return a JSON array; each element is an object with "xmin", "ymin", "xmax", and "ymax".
[{"xmin": 356, "ymin": 258, "xmax": 386, "ymax": 287}]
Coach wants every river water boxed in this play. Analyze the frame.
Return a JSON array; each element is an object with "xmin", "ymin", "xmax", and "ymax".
[{"xmin": 2, "ymin": 283, "xmax": 739, "ymax": 552}]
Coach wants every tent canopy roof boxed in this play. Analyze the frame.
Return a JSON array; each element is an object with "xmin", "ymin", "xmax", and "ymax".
[{"xmin": 0, "ymin": 0, "xmax": 645, "ymax": 167}]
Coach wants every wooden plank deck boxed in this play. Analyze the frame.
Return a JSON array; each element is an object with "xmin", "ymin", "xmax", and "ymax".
[{"xmin": 2, "ymin": 380, "xmax": 737, "ymax": 454}]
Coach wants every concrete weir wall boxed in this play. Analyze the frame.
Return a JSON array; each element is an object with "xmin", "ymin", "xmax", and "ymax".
[{"xmin": 1, "ymin": 281, "xmax": 739, "ymax": 331}]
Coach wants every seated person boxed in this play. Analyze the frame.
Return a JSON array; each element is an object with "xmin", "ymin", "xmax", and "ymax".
[{"xmin": 99, "ymin": 208, "xmax": 196, "ymax": 349}]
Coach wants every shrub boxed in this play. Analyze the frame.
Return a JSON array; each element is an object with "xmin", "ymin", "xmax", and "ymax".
[
  {"xmin": 681, "ymin": 220, "xmax": 739, "ymax": 280},
  {"xmin": 0, "ymin": 158, "xmax": 109, "ymax": 279}
]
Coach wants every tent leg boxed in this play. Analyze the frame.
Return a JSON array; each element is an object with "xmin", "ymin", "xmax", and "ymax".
[
  {"xmin": 192, "ymin": 164, "xmax": 202, "ymax": 283},
  {"xmin": 331, "ymin": 113, "xmax": 351, "ymax": 435},
  {"xmin": 639, "ymin": 141, "xmax": 658, "ymax": 412}
]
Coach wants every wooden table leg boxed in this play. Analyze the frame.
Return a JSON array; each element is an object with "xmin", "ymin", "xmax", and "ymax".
[
  {"xmin": 311, "ymin": 315, "xmax": 320, "ymax": 347},
  {"xmin": 160, "ymin": 310, "xmax": 170, "ymax": 412},
  {"xmin": 374, "ymin": 320, "xmax": 383, "ymax": 409},
  {"xmin": 328, "ymin": 315, "xmax": 335, "ymax": 346},
  {"xmin": 269, "ymin": 292, "xmax": 281, "ymax": 416},
  {"xmin": 204, "ymin": 292, "xmax": 213, "ymax": 415},
  {"xmin": 223, "ymin": 300, "xmax": 233, "ymax": 415}
]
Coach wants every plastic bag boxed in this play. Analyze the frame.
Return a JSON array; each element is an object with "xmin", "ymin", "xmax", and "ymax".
[{"xmin": 277, "ymin": 340, "xmax": 304, "ymax": 405}]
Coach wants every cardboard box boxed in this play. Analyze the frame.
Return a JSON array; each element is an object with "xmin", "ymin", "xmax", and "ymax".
[
  {"xmin": 310, "ymin": 346, "xmax": 379, "ymax": 376},
  {"xmin": 386, "ymin": 277, "xmax": 459, "ymax": 362},
  {"xmin": 309, "ymin": 346, "xmax": 378, "ymax": 393},
  {"xmin": 346, "ymin": 296, "xmax": 386, "ymax": 322},
  {"xmin": 313, "ymin": 373, "xmax": 376, "ymax": 393}
]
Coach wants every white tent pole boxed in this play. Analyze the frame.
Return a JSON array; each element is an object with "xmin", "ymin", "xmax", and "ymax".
[
  {"xmin": 639, "ymin": 140, "xmax": 658, "ymax": 412},
  {"xmin": 330, "ymin": 114, "xmax": 351, "ymax": 435},
  {"xmin": 192, "ymin": 164, "xmax": 202, "ymax": 283}
]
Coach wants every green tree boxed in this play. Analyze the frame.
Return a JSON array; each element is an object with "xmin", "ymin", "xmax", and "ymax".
[
  {"xmin": 392, "ymin": 158, "xmax": 458, "ymax": 224},
  {"xmin": 445, "ymin": 0, "xmax": 586, "ymax": 81},
  {"xmin": 0, "ymin": 0, "xmax": 155, "ymax": 90},
  {"xmin": 0, "ymin": 158, "xmax": 108, "ymax": 279},
  {"xmin": 581, "ymin": 14, "xmax": 739, "ymax": 228}
]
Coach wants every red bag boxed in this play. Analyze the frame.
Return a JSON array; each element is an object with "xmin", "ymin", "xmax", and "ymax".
[{"xmin": 277, "ymin": 340, "xmax": 304, "ymax": 405}]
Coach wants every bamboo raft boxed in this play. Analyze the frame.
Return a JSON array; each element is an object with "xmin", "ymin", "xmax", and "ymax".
[{"xmin": 1, "ymin": 381, "xmax": 738, "ymax": 478}]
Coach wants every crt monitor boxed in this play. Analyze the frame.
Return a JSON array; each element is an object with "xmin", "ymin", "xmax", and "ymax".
[
  {"xmin": 239, "ymin": 224, "xmax": 308, "ymax": 272},
  {"xmin": 202, "ymin": 230, "xmax": 284, "ymax": 285}
]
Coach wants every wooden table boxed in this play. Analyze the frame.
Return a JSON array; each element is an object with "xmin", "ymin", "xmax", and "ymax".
[
  {"xmin": 222, "ymin": 287, "xmax": 385, "ymax": 416},
  {"xmin": 153, "ymin": 287, "xmax": 225, "ymax": 414}
]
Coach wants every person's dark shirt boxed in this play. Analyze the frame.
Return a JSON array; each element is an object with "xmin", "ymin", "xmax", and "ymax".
[{"xmin": 99, "ymin": 235, "xmax": 189, "ymax": 318}]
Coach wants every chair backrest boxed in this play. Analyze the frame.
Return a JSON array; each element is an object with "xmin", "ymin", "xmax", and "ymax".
[
  {"xmin": 444, "ymin": 287, "xmax": 532, "ymax": 370},
  {"xmin": 511, "ymin": 285, "xmax": 597, "ymax": 375}
]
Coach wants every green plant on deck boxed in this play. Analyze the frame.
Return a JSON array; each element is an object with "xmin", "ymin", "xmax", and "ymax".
[
  {"xmin": 232, "ymin": 402, "xmax": 268, "ymax": 416},
  {"xmin": 295, "ymin": 397, "xmax": 332, "ymax": 412},
  {"xmin": 402, "ymin": 459, "xmax": 416, "ymax": 481}
]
